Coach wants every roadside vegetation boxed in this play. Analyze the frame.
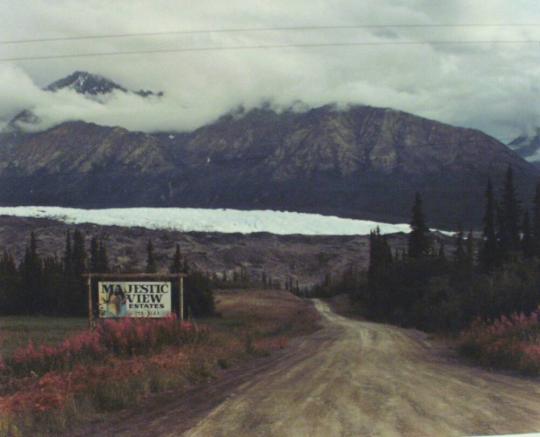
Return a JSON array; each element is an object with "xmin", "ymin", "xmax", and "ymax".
[
  {"xmin": 0, "ymin": 290, "xmax": 319, "ymax": 436},
  {"xmin": 0, "ymin": 197, "xmax": 319, "ymax": 435},
  {"xmin": 311, "ymin": 166, "xmax": 540, "ymax": 376},
  {"xmin": 459, "ymin": 309, "xmax": 540, "ymax": 375}
]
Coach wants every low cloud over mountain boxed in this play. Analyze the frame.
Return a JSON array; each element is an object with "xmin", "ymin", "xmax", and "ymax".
[{"xmin": 0, "ymin": 0, "xmax": 539, "ymax": 139}]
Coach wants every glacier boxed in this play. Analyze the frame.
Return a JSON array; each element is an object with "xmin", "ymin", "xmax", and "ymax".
[{"xmin": 0, "ymin": 206, "xmax": 418, "ymax": 236}]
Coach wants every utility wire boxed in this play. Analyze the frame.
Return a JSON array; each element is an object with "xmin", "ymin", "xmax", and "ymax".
[
  {"xmin": 0, "ymin": 40, "xmax": 538, "ymax": 62},
  {"xmin": 1, "ymin": 23, "xmax": 539, "ymax": 45}
]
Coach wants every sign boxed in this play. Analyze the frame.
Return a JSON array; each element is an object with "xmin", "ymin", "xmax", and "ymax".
[{"xmin": 98, "ymin": 281, "xmax": 172, "ymax": 318}]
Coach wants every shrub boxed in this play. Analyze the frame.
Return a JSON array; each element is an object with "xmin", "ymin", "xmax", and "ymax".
[
  {"xmin": 5, "ymin": 317, "xmax": 202, "ymax": 376},
  {"xmin": 458, "ymin": 308, "xmax": 540, "ymax": 375}
]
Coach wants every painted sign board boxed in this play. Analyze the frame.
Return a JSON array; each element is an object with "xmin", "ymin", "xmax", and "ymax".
[
  {"xmin": 86, "ymin": 273, "xmax": 185, "ymax": 326},
  {"xmin": 98, "ymin": 281, "xmax": 172, "ymax": 318}
]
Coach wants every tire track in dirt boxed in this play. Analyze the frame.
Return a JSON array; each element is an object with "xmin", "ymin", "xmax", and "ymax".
[{"xmin": 185, "ymin": 300, "xmax": 540, "ymax": 437}]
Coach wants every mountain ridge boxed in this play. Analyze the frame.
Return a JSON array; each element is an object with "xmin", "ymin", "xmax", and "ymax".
[{"xmin": 1, "ymin": 73, "xmax": 538, "ymax": 228}]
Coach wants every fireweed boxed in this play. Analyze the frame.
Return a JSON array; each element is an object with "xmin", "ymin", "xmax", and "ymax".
[
  {"xmin": 4, "ymin": 316, "xmax": 202, "ymax": 376},
  {"xmin": 0, "ymin": 291, "xmax": 320, "ymax": 434},
  {"xmin": 459, "ymin": 307, "xmax": 540, "ymax": 375}
]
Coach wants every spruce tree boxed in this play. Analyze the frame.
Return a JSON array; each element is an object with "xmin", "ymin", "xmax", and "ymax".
[
  {"xmin": 408, "ymin": 193, "xmax": 430, "ymax": 258},
  {"xmin": 499, "ymin": 166, "xmax": 521, "ymax": 254},
  {"xmin": 146, "ymin": 239, "xmax": 157, "ymax": 273},
  {"xmin": 63, "ymin": 231, "xmax": 73, "ymax": 276},
  {"xmin": 367, "ymin": 227, "xmax": 393, "ymax": 315},
  {"xmin": 522, "ymin": 210, "xmax": 534, "ymax": 258},
  {"xmin": 72, "ymin": 230, "xmax": 86, "ymax": 278},
  {"xmin": 465, "ymin": 230, "xmax": 474, "ymax": 270},
  {"xmin": 368, "ymin": 229, "xmax": 392, "ymax": 286},
  {"xmin": 21, "ymin": 232, "xmax": 42, "ymax": 314},
  {"xmin": 90, "ymin": 237, "xmax": 99, "ymax": 273},
  {"xmin": 479, "ymin": 178, "xmax": 498, "ymax": 271},
  {"xmin": 454, "ymin": 225, "xmax": 466, "ymax": 266},
  {"xmin": 533, "ymin": 182, "xmax": 540, "ymax": 256},
  {"xmin": 97, "ymin": 240, "xmax": 109, "ymax": 273},
  {"xmin": 0, "ymin": 251, "xmax": 19, "ymax": 314},
  {"xmin": 170, "ymin": 244, "xmax": 182, "ymax": 274}
]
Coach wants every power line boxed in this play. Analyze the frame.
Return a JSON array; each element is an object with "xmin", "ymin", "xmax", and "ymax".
[
  {"xmin": 1, "ymin": 23, "xmax": 539, "ymax": 45},
  {"xmin": 1, "ymin": 39, "xmax": 537, "ymax": 62}
]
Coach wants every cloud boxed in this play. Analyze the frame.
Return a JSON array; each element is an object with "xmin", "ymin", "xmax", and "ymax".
[{"xmin": 0, "ymin": 0, "xmax": 539, "ymax": 140}]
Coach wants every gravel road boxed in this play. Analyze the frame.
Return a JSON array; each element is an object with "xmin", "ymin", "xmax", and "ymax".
[{"xmin": 186, "ymin": 300, "xmax": 540, "ymax": 437}]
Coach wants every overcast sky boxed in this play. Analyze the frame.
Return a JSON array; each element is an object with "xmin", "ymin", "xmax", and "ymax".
[{"xmin": 0, "ymin": 0, "xmax": 539, "ymax": 141}]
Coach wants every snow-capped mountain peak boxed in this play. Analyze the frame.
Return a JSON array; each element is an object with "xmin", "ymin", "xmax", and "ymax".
[
  {"xmin": 45, "ymin": 71, "xmax": 163, "ymax": 98},
  {"xmin": 45, "ymin": 71, "xmax": 127, "ymax": 95}
]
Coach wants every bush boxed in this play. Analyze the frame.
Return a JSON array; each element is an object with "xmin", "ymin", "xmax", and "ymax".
[
  {"xmin": 458, "ymin": 308, "xmax": 540, "ymax": 375},
  {"xmin": 5, "ymin": 317, "xmax": 201, "ymax": 376},
  {"xmin": 185, "ymin": 272, "xmax": 215, "ymax": 318}
]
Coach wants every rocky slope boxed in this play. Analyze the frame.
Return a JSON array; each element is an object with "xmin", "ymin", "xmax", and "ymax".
[{"xmin": 1, "ymin": 73, "xmax": 538, "ymax": 228}]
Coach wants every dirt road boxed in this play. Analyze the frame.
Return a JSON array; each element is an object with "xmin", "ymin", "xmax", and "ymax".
[
  {"xmin": 79, "ymin": 299, "xmax": 540, "ymax": 437},
  {"xmin": 185, "ymin": 300, "xmax": 540, "ymax": 437}
]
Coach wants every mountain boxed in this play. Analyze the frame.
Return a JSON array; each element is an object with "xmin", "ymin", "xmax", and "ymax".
[
  {"xmin": 45, "ymin": 71, "xmax": 164, "ymax": 98},
  {"xmin": 0, "ymin": 104, "xmax": 538, "ymax": 228},
  {"xmin": 509, "ymin": 129, "xmax": 540, "ymax": 164},
  {"xmin": 46, "ymin": 71, "xmax": 127, "ymax": 95},
  {"xmin": 8, "ymin": 71, "xmax": 163, "ymax": 129}
]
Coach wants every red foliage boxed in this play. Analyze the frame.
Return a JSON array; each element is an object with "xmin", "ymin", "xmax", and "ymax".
[
  {"xmin": 459, "ymin": 307, "xmax": 540, "ymax": 374},
  {"xmin": 0, "ymin": 338, "xmax": 198, "ymax": 415},
  {"xmin": 5, "ymin": 317, "xmax": 201, "ymax": 376},
  {"xmin": 0, "ymin": 349, "xmax": 192, "ymax": 415}
]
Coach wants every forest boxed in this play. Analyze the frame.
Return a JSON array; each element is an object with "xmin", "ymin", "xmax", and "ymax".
[
  {"xmin": 0, "ymin": 233, "xmax": 214, "ymax": 317},
  {"xmin": 318, "ymin": 166, "xmax": 540, "ymax": 333}
]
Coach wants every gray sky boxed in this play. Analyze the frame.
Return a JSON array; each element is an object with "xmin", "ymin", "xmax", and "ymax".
[{"xmin": 1, "ymin": 0, "xmax": 539, "ymax": 141}]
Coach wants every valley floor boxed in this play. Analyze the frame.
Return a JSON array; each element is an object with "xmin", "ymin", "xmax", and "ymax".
[{"xmin": 75, "ymin": 300, "xmax": 540, "ymax": 437}]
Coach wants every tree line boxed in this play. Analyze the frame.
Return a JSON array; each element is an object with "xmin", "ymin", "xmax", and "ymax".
[
  {"xmin": 319, "ymin": 166, "xmax": 540, "ymax": 332},
  {"xmin": 0, "ymin": 232, "xmax": 214, "ymax": 317}
]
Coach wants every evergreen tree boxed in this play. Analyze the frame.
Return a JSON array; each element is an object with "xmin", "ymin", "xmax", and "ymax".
[
  {"xmin": 0, "ymin": 251, "xmax": 16, "ymax": 275},
  {"xmin": 146, "ymin": 239, "xmax": 157, "ymax": 273},
  {"xmin": 90, "ymin": 237, "xmax": 99, "ymax": 273},
  {"xmin": 465, "ymin": 230, "xmax": 474, "ymax": 270},
  {"xmin": 454, "ymin": 225, "xmax": 466, "ymax": 266},
  {"xmin": 533, "ymin": 182, "xmax": 540, "ymax": 256},
  {"xmin": 72, "ymin": 230, "xmax": 86, "ymax": 278},
  {"xmin": 41, "ymin": 255, "xmax": 65, "ymax": 314},
  {"xmin": 63, "ymin": 230, "xmax": 73, "ymax": 276},
  {"xmin": 0, "ymin": 251, "xmax": 20, "ymax": 315},
  {"xmin": 367, "ymin": 227, "xmax": 393, "ymax": 313},
  {"xmin": 479, "ymin": 178, "xmax": 498, "ymax": 271},
  {"xmin": 499, "ymin": 166, "xmax": 521, "ymax": 255},
  {"xmin": 169, "ymin": 244, "xmax": 182, "ymax": 274},
  {"xmin": 408, "ymin": 193, "xmax": 431, "ymax": 258},
  {"xmin": 97, "ymin": 240, "xmax": 109, "ymax": 273},
  {"xmin": 20, "ymin": 232, "xmax": 42, "ymax": 314},
  {"xmin": 522, "ymin": 210, "xmax": 534, "ymax": 258}
]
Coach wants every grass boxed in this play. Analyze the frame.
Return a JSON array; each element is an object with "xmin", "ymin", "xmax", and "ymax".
[
  {"xmin": 0, "ymin": 289, "xmax": 320, "ymax": 436},
  {"xmin": 0, "ymin": 317, "xmax": 86, "ymax": 358}
]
